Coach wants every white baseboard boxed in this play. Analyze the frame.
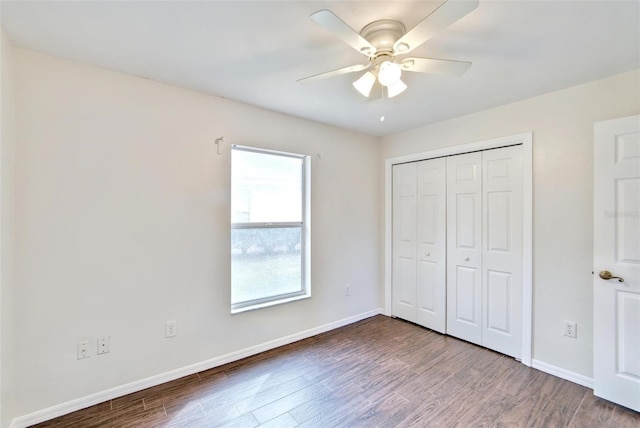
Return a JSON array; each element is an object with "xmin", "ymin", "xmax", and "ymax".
[
  {"xmin": 532, "ymin": 359, "xmax": 594, "ymax": 389},
  {"xmin": 10, "ymin": 308, "xmax": 383, "ymax": 428}
]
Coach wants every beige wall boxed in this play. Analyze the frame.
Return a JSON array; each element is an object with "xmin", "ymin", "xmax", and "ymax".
[
  {"xmin": 10, "ymin": 48, "xmax": 381, "ymax": 419},
  {"xmin": 381, "ymin": 69, "xmax": 640, "ymax": 378},
  {"xmin": 0, "ymin": 29, "xmax": 16, "ymax": 428}
]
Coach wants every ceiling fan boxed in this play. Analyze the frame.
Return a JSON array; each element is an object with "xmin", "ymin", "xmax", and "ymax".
[{"xmin": 299, "ymin": 0, "xmax": 478, "ymax": 99}]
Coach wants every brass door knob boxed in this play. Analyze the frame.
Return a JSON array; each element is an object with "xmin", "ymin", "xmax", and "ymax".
[{"xmin": 599, "ymin": 270, "xmax": 624, "ymax": 282}]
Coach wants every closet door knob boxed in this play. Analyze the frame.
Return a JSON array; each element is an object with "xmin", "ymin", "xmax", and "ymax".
[
  {"xmin": 464, "ymin": 257, "xmax": 470, "ymax": 261},
  {"xmin": 426, "ymin": 252, "xmax": 431, "ymax": 257}
]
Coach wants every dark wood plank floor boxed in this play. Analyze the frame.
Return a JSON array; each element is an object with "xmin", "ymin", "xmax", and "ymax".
[{"xmin": 32, "ymin": 315, "xmax": 639, "ymax": 427}]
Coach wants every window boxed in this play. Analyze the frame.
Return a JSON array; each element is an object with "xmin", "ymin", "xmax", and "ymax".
[{"xmin": 231, "ymin": 145, "xmax": 310, "ymax": 312}]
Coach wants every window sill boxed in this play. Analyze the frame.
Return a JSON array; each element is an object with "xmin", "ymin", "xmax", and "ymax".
[{"xmin": 231, "ymin": 293, "xmax": 311, "ymax": 314}]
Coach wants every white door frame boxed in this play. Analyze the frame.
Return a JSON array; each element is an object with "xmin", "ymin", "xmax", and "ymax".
[{"xmin": 384, "ymin": 132, "xmax": 533, "ymax": 366}]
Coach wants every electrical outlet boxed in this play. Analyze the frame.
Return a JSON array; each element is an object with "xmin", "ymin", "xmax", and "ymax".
[
  {"xmin": 97, "ymin": 336, "xmax": 110, "ymax": 355},
  {"xmin": 166, "ymin": 321, "xmax": 177, "ymax": 338},
  {"xmin": 564, "ymin": 321, "xmax": 577, "ymax": 338},
  {"xmin": 77, "ymin": 340, "xmax": 91, "ymax": 359},
  {"xmin": 345, "ymin": 285, "xmax": 350, "ymax": 296}
]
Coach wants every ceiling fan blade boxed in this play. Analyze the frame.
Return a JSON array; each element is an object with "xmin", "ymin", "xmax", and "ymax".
[
  {"xmin": 401, "ymin": 57, "xmax": 471, "ymax": 76},
  {"xmin": 310, "ymin": 10, "xmax": 377, "ymax": 57},
  {"xmin": 393, "ymin": 0, "xmax": 479, "ymax": 54},
  {"xmin": 297, "ymin": 63, "xmax": 371, "ymax": 83}
]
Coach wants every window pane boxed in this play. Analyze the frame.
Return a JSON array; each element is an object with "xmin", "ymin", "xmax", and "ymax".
[
  {"xmin": 232, "ymin": 149, "xmax": 302, "ymax": 223},
  {"xmin": 231, "ymin": 227, "xmax": 302, "ymax": 304}
]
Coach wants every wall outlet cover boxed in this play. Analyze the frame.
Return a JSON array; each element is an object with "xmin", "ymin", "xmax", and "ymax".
[
  {"xmin": 77, "ymin": 340, "xmax": 91, "ymax": 360},
  {"xmin": 166, "ymin": 321, "xmax": 177, "ymax": 338},
  {"xmin": 563, "ymin": 321, "xmax": 577, "ymax": 339},
  {"xmin": 97, "ymin": 336, "xmax": 110, "ymax": 354}
]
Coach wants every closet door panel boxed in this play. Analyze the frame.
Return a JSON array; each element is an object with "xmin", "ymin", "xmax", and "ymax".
[
  {"xmin": 392, "ymin": 163, "xmax": 418, "ymax": 322},
  {"xmin": 417, "ymin": 259, "xmax": 437, "ymax": 313},
  {"xmin": 455, "ymin": 265, "xmax": 480, "ymax": 323},
  {"xmin": 482, "ymin": 146, "xmax": 523, "ymax": 358},
  {"xmin": 486, "ymin": 269, "xmax": 511, "ymax": 333},
  {"xmin": 447, "ymin": 152, "xmax": 482, "ymax": 345},
  {"xmin": 456, "ymin": 194, "xmax": 478, "ymax": 248},
  {"xmin": 416, "ymin": 158, "xmax": 446, "ymax": 332},
  {"xmin": 486, "ymin": 192, "xmax": 510, "ymax": 251}
]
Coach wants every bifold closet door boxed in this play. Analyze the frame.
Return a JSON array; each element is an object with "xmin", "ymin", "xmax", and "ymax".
[
  {"xmin": 482, "ymin": 145, "xmax": 523, "ymax": 358},
  {"xmin": 392, "ymin": 162, "xmax": 418, "ymax": 322},
  {"xmin": 446, "ymin": 146, "xmax": 524, "ymax": 358},
  {"xmin": 446, "ymin": 152, "xmax": 483, "ymax": 345},
  {"xmin": 416, "ymin": 158, "xmax": 446, "ymax": 332},
  {"xmin": 394, "ymin": 146, "xmax": 523, "ymax": 357},
  {"xmin": 392, "ymin": 159, "xmax": 446, "ymax": 331}
]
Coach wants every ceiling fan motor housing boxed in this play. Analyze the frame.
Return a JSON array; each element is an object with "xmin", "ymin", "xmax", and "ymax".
[{"xmin": 360, "ymin": 19, "xmax": 406, "ymax": 57}]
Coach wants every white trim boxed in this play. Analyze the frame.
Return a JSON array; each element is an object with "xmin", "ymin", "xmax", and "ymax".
[
  {"xmin": 384, "ymin": 132, "xmax": 533, "ymax": 366},
  {"xmin": 532, "ymin": 359, "xmax": 594, "ymax": 389},
  {"xmin": 10, "ymin": 309, "xmax": 382, "ymax": 428},
  {"xmin": 231, "ymin": 144, "xmax": 306, "ymax": 160},
  {"xmin": 231, "ymin": 293, "xmax": 311, "ymax": 314},
  {"xmin": 521, "ymin": 133, "xmax": 533, "ymax": 366},
  {"xmin": 386, "ymin": 133, "xmax": 530, "ymax": 166}
]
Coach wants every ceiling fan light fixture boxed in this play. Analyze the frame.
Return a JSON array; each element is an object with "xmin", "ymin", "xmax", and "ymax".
[
  {"xmin": 387, "ymin": 79, "xmax": 407, "ymax": 98},
  {"xmin": 352, "ymin": 71, "xmax": 376, "ymax": 97},
  {"xmin": 378, "ymin": 61, "xmax": 402, "ymax": 87}
]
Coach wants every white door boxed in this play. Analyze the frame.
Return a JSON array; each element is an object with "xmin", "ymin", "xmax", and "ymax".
[
  {"xmin": 447, "ymin": 152, "xmax": 483, "ymax": 345},
  {"xmin": 416, "ymin": 158, "xmax": 447, "ymax": 333},
  {"xmin": 482, "ymin": 146, "xmax": 523, "ymax": 359},
  {"xmin": 593, "ymin": 115, "xmax": 640, "ymax": 412},
  {"xmin": 392, "ymin": 163, "xmax": 418, "ymax": 322}
]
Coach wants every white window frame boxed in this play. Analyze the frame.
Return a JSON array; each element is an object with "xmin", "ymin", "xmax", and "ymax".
[{"xmin": 231, "ymin": 145, "xmax": 311, "ymax": 313}]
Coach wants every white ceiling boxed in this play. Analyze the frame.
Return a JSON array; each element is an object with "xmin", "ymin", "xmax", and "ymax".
[{"xmin": 2, "ymin": 0, "xmax": 639, "ymax": 137}]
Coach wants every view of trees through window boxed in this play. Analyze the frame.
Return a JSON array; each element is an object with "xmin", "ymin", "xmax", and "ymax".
[{"xmin": 231, "ymin": 147, "xmax": 307, "ymax": 308}]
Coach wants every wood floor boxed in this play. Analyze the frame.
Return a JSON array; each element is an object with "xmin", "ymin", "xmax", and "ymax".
[{"xmin": 32, "ymin": 315, "xmax": 639, "ymax": 428}]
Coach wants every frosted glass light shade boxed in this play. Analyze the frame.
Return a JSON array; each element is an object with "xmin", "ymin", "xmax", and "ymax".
[
  {"xmin": 387, "ymin": 79, "xmax": 407, "ymax": 98},
  {"xmin": 378, "ymin": 61, "xmax": 402, "ymax": 86},
  {"xmin": 352, "ymin": 71, "xmax": 376, "ymax": 97}
]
